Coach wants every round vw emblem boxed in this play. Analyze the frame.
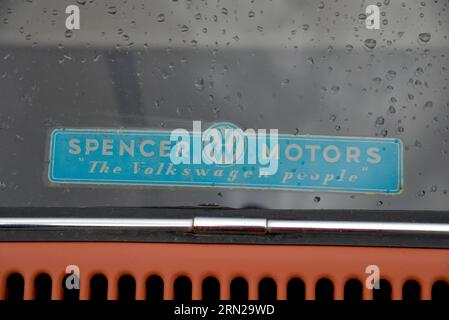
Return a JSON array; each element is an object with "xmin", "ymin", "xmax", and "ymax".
[{"xmin": 202, "ymin": 122, "xmax": 245, "ymax": 166}]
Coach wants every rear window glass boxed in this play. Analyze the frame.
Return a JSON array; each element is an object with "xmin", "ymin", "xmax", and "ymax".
[{"xmin": 0, "ymin": 0, "xmax": 448, "ymax": 210}]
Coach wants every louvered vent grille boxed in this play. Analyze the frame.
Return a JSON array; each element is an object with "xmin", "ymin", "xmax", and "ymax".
[{"xmin": 1, "ymin": 243, "xmax": 448, "ymax": 300}]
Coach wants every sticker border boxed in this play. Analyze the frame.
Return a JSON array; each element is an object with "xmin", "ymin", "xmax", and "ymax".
[{"xmin": 48, "ymin": 128, "xmax": 404, "ymax": 195}]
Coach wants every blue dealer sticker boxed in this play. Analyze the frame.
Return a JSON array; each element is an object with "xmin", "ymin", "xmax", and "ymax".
[{"xmin": 48, "ymin": 126, "xmax": 403, "ymax": 194}]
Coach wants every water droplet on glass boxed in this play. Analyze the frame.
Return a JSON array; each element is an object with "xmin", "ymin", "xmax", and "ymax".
[
  {"xmin": 107, "ymin": 6, "xmax": 117, "ymax": 15},
  {"xmin": 423, "ymin": 101, "xmax": 433, "ymax": 109},
  {"xmin": 386, "ymin": 70, "xmax": 397, "ymax": 80},
  {"xmin": 372, "ymin": 77, "xmax": 382, "ymax": 85},
  {"xmin": 418, "ymin": 32, "xmax": 431, "ymax": 43},
  {"xmin": 280, "ymin": 79, "xmax": 290, "ymax": 88},
  {"xmin": 375, "ymin": 116, "xmax": 385, "ymax": 127},
  {"xmin": 345, "ymin": 44, "xmax": 354, "ymax": 54},
  {"xmin": 364, "ymin": 38, "xmax": 377, "ymax": 49},
  {"xmin": 330, "ymin": 85, "xmax": 340, "ymax": 94},
  {"xmin": 194, "ymin": 78, "xmax": 205, "ymax": 91},
  {"xmin": 388, "ymin": 106, "xmax": 396, "ymax": 114}
]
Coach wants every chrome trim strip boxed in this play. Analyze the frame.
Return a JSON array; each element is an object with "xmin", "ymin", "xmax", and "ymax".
[
  {"xmin": 193, "ymin": 217, "xmax": 267, "ymax": 233},
  {"xmin": 0, "ymin": 218, "xmax": 449, "ymax": 235},
  {"xmin": 0, "ymin": 218, "xmax": 193, "ymax": 231},
  {"xmin": 267, "ymin": 220, "xmax": 449, "ymax": 234}
]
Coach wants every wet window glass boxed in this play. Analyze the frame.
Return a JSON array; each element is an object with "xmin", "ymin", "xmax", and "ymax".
[{"xmin": 0, "ymin": 0, "xmax": 448, "ymax": 210}]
